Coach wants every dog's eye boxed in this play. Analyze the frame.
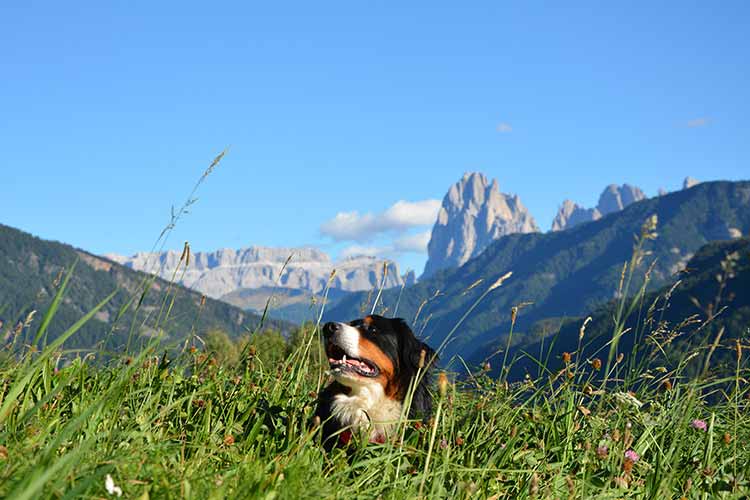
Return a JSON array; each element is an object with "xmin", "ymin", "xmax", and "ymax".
[{"xmin": 365, "ymin": 324, "xmax": 376, "ymax": 334}]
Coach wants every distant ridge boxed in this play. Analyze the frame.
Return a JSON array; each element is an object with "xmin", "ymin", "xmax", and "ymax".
[
  {"xmin": 0, "ymin": 223, "xmax": 289, "ymax": 351},
  {"xmin": 107, "ymin": 247, "xmax": 405, "ymax": 299}
]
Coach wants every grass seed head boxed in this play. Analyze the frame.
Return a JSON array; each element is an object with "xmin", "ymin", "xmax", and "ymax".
[{"xmin": 438, "ymin": 372, "xmax": 449, "ymax": 397}]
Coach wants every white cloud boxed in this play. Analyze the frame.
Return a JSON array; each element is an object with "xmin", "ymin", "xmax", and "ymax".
[
  {"xmin": 687, "ymin": 117, "xmax": 709, "ymax": 128},
  {"xmin": 393, "ymin": 231, "xmax": 432, "ymax": 253},
  {"xmin": 496, "ymin": 122, "xmax": 513, "ymax": 133},
  {"xmin": 320, "ymin": 199, "xmax": 441, "ymax": 242},
  {"xmin": 338, "ymin": 231, "xmax": 432, "ymax": 261}
]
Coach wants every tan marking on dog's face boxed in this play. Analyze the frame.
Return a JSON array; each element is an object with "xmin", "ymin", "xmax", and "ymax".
[
  {"xmin": 357, "ymin": 335, "xmax": 396, "ymax": 393},
  {"xmin": 362, "ymin": 315, "xmax": 374, "ymax": 325}
]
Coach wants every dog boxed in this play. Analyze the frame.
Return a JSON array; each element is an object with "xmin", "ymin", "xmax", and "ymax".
[{"xmin": 314, "ymin": 315, "xmax": 436, "ymax": 449}]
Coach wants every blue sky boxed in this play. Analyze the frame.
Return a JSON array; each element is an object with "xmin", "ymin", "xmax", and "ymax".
[{"xmin": 2, "ymin": 1, "xmax": 748, "ymax": 274}]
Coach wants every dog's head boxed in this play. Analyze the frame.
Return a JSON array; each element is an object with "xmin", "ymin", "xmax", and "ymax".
[{"xmin": 322, "ymin": 315, "xmax": 436, "ymax": 416}]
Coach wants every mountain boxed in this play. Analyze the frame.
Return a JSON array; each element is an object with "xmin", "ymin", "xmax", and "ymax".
[
  {"xmin": 0, "ymin": 223, "xmax": 289, "ymax": 351},
  {"xmin": 108, "ymin": 247, "xmax": 407, "ymax": 322},
  {"xmin": 551, "ymin": 183, "xmax": 646, "ymax": 231},
  {"xmin": 550, "ymin": 201, "xmax": 600, "ymax": 232},
  {"xmin": 326, "ymin": 180, "xmax": 750, "ymax": 362},
  {"xmin": 422, "ymin": 172, "xmax": 539, "ymax": 278},
  {"xmin": 499, "ymin": 237, "xmax": 750, "ymax": 380},
  {"xmin": 108, "ymin": 248, "xmax": 404, "ymax": 299}
]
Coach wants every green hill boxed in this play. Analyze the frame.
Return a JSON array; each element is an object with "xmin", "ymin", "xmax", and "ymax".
[
  {"xmin": 0, "ymin": 223, "xmax": 290, "ymax": 351},
  {"xmin": 499, "ymin": 237, "xmax": 750, "ymax": 380},
  {"xmin": 326, "ymin": 181, "xmax": 750, "ymax": 362}
]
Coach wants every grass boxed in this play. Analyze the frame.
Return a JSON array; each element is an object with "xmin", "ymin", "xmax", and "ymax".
[
  {"xmin": 1, "ymin": 265, "xmax": 748, "ymax": 498},
  {"xmin": 0, "ymin": 160, "xmax": 747, "ymax": 498}
]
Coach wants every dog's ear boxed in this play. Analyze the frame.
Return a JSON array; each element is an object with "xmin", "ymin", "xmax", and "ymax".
[
  {"xmin": 393, "ymin": 318, "xmax": 437, "ymax": 419},
  {"xmin": 393, "ymin": 318, "xmax": 437, "ymax": 371}
]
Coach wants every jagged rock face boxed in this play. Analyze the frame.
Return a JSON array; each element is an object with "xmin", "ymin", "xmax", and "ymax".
[
  {"xmin": 402, "ymin": 270, "xmax": 417, "ymax": 286},
  {"xmin": 551, "ymin": 184, "xmax": 646, "ymax": 231},
  {"xmin": 550, "ymin": 200, "xmax": 601, "ymax": 232},
  {"xmin": 106, "ymin": 247, "xmax": 404, "ymax": 299},
  {"xmin": 422, "ymin": 172, "xmax": 539, "ymax": 278},
  {"xmin": 597, "ymin": 184, "xmax": 647, "ymax": 216},
  {"xmin": 683, "ymin": 177, "xmax": 700, "ymax": 189}
]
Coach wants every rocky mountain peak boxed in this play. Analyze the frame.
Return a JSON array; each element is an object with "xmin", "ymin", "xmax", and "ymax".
[
  {"xmin": 551, "ymin": 183, "xmax": 646, "ymax": 232},
  {"xmin": 597, "ymin": 184, "xmax": 646, "ymax": 216},
  {"xmin": 683, "ymin": 176, "xmax": 700, "ymax": 189},
  {"xmin": 422, "ymin": 172, "xmax": 539, "ymax": 278},
  {"xmin": 551, "ymin": 200, "xmax": 601, "ymax": 232}
]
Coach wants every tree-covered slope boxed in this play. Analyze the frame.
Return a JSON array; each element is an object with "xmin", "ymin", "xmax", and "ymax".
[
  {"xmin": 0, "ymin": 223, "xmax": 290, "ymax": 351},
  {"xmin": 326, "ymin": 181, "xmax": 750, "ymax": 361},
  {"xmin": 498, "ymin": 237, "xmax": 750, "ymax": 380}
]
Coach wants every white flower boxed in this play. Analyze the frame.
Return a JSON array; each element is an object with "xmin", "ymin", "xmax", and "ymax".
[{"xmin": 105, "ymin": 474, "xmax": 122, "ymax": 497}]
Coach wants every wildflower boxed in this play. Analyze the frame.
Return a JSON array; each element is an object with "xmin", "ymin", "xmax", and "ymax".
[
  {"xmin": 622, "ymin": 458, "xmax": 634, "ymax": 474},
  {"xmin": 440, "ymin": 439, "xmax": 448, "ymax": 449},
  {"xmin": 0, "ymin": 445, "xmax": 8, "ymax": 460},
  {"xmin": 455, "ymin": 436, "xmax": 465, "ymax": 446},
  {"xmin": 223, "ymin": 435, "xmax": 235, "ymax": 446},
  {"xmin": 661, "ymin": 379, "xmax": 672, "ymax": 391},
  {"xmin": 312, "ymin": 416, "xmax": 321, "ymax": 428},
  {"xmin": 591, "ymin": 358, "xmax": 602, "ymax": 370},
  {"xmin": 690, "ymin": 419, "xmax": 707, "ymax": 432},
  {"xmin": 562, "ymin": 352, "xmax": 572, "ymax": 364},
  {"xmin": 596, "ymin": 445, "xmax": 609, "ymax": 459},
  {"xmin": 105, "ymin": 474, "xmax": 122, "ymax": 497},
  {"xmin": 723, "ymin": 432, "xmax": 731, "ymax": 445},
  {"xmin": 624, "ymin": 449, "xmax": 640, "ymax": 462},
  {"xmin": 577, "ymin": 405, "xmax": 591, "ymax": 417}
]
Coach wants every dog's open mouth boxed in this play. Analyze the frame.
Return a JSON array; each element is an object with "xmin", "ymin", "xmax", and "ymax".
[{"xmin": 326, "ymin": 344, "xmax": 380, "ymax": 378}]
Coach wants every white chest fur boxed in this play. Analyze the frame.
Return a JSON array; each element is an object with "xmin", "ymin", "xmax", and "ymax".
[{"xmin": 330, "ymin": 383, "xmax": 403, "ymax": 441}]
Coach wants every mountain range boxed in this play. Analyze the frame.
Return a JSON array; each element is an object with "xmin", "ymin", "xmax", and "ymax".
[
  {"xmin": 326, "ymin": 180, "xmax": 750, "ymax": 364},
  {"xmin": 107, "ymin": 248, "xmax": 408, "ymax": 322}
]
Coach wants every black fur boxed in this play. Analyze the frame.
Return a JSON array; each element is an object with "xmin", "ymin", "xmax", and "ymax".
[{"xmin": 314, "ymin": 315, "xmax": 436, "ymax": 450}]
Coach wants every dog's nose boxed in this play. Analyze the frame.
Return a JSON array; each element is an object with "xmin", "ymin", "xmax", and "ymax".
[{"xmin": 323, "ymin": 322, "xmax": 340, "ymax": 338}]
